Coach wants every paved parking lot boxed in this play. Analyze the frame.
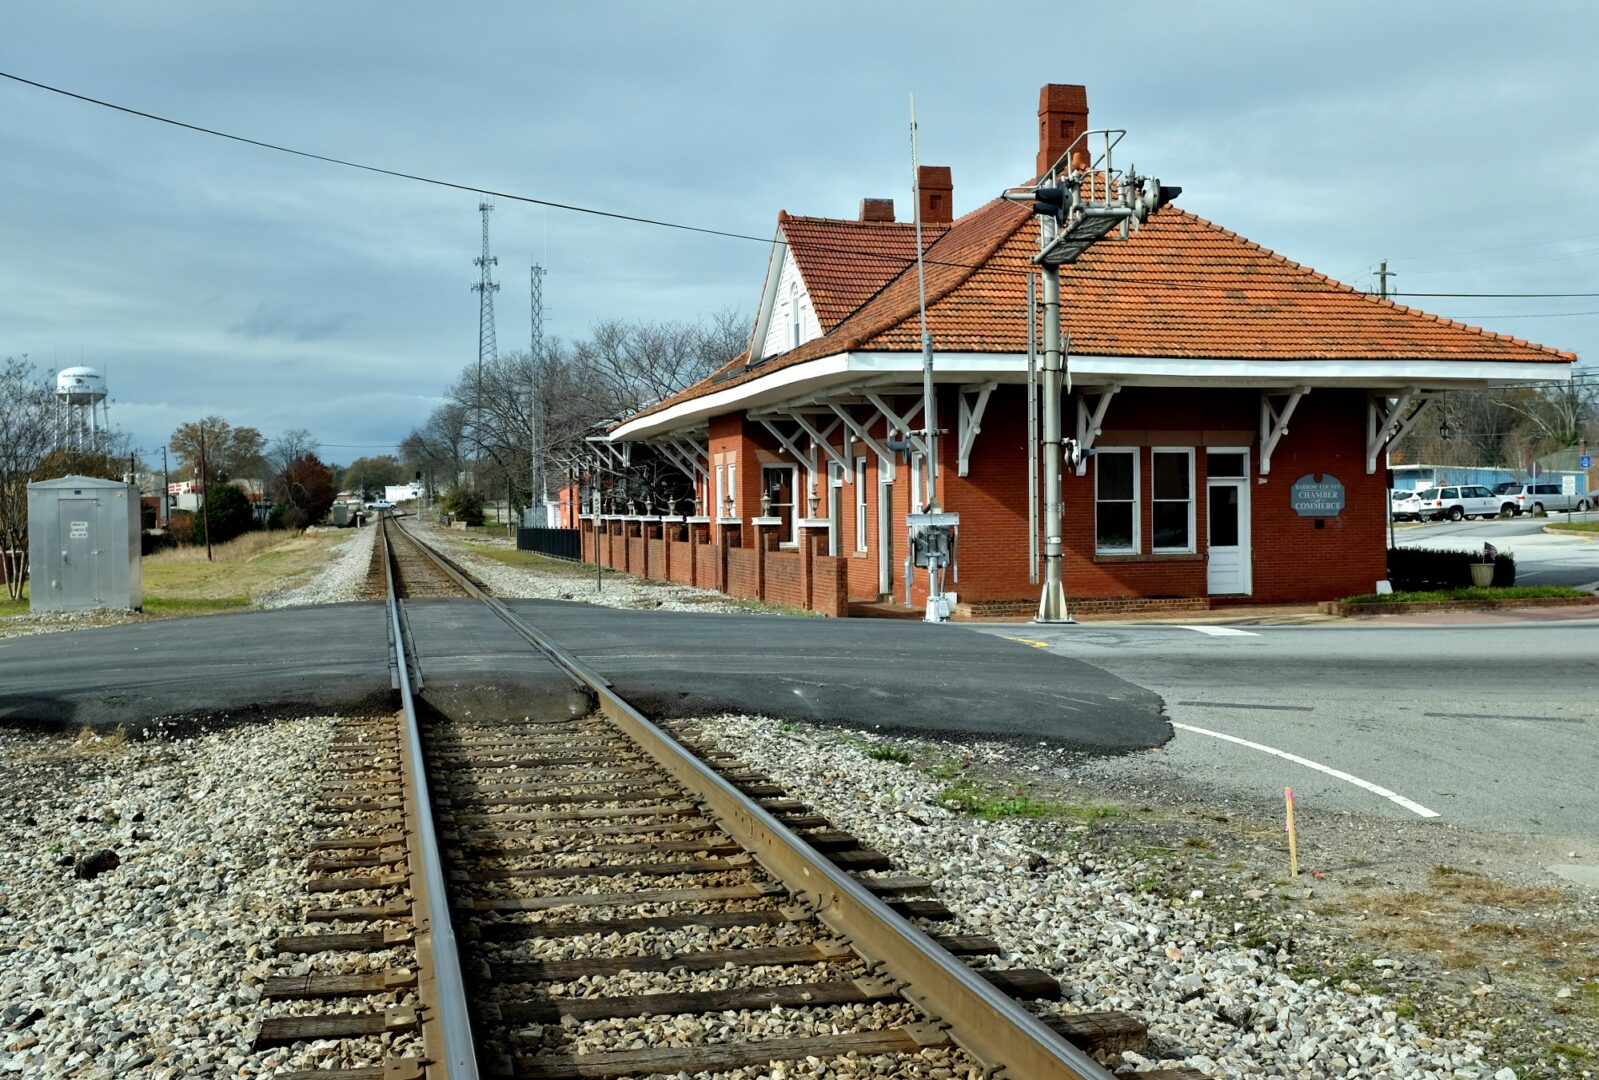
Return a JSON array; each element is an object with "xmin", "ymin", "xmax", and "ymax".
[{"xmin": 1396, "ymin": 512, "xmax": 1599, "ymax": 588}]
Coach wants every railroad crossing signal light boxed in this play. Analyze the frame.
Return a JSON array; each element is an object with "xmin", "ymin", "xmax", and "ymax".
[{"xmin": 1032, "ymin": 186, "xmax": 1068, "ymax": 223}]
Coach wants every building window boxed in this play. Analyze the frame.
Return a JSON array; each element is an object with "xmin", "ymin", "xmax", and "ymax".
[
  {"xmin": 909, "ymin": 452, "xmax": 924, "ymax": 512},
  {"xmin": 763, "ymin": 464, "xmax": 798, "ymax": 545},
  {"xmin": 714, "ymin": 463, "xmax": 725, "ymax": 518},
  {"xmin": 1095, "ymin": 449, "xmax": 1139, "ymax": 554},
  {"xmin": 727, "ymin": 462, "xmax": 736, "ymax": 515},
  {"xmin": 1152, "ymin": 448, "xmax": 1195, "ymax": 553},
  {"xmin": 854, "ymin": 456, "xmax": 868, "ymax": 551},
  {"xmin": 789, "ymin": 281, "xmax": 801, "ymax": 349}
]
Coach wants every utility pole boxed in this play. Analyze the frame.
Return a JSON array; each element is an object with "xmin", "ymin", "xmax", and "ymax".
[
  {"xmin": 161, "ymin": 446, "xmax": 170, "ymax": 528},
  {"xmin": 1376, "ymin": 260, "xmax": 1396, "ymax": 299},
  {"xmin": 198, "ymin": 423, "xmax": 212, "ymax": 561}
]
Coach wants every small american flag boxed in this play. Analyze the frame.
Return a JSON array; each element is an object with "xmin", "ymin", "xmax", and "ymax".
[{"xmin": 1484, "ymin": 541, "xmax": 1498, "ymax": 562}]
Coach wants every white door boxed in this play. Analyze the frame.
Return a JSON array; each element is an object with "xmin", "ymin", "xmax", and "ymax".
[{"xmin": 1206, "ymin": 476, "xmax": 1251, "ymax": 595}]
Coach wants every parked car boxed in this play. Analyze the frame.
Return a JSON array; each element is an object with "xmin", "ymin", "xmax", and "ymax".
[
  {"xmin": 1390, "ymin": 490, "xmax": 1424, "ymax": 521},
  {"xmin": 1498, "ymin": 482, "xmax": 1590, "ymax": 516},
  {"xmin": 1414, "ymin": 485, "xmax": 1501, "ymax": 521},
  {"xmin": 366, "ymin": 499, "xmax": 394, "ymax": 511}
]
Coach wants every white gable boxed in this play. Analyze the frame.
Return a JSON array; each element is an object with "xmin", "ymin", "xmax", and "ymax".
[{"xmin": 758, "ymin": 249, "xmax": 823, "ymax": 360}]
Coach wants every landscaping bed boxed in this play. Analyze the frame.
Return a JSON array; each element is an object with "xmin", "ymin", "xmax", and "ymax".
[{"xmin": 1321, "ymin": 586, "xmax": 1596, "ymax": 616}]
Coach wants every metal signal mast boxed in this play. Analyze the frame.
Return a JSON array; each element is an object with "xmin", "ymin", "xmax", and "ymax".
[{"xmin": 1003, "ymin": 130, "xmax": 1179, "ymax": 623}]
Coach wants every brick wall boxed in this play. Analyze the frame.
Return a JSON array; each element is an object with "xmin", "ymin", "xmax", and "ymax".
[
  {"xmin": 764, "ymin": 550, "xmax": 804, "ymax": 608},
  {"xmin": 668, "ymin": 540, "xmax": 694, "ymax": 584},
  {"xmin": 726, "ymin": 547, "xmax": 760, "ymax": 600}
]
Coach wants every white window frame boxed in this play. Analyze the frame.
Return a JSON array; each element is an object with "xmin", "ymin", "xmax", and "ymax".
[
  {"xmin": 1150, "ymin": 447, "xmax": 1196, "ymax": 554},
  {"xmin": 854, "ymin": 456, "xmax": 868, "ymax": 551},
  {"xmin": 763, "ymin": 463, "xmax": 800, "ymax": 546},
  {"xmin": 714, "ymin": 463, "xmax": 725, "ymax": 518},
  {"xmin": 789, "ymin": 281, "xmax": 801, "ymax": 349},
  {"xmin": 1094, "ymin": 448, "xmax": 1141, "ymax": 555},
  {"xmin": 909, "ymin": 451, "xmax": 924, "ymax": 512}
]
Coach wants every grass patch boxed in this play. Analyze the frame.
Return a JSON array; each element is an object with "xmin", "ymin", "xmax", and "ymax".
[
  {"xmin": 1552, "ymin": 1042, "xmax": 1594, "ymax": 1060},
  {"xmin": 925, "ymin": 758, "xmax": 964, "ymax": 782},
  {"xmin": 1429, "ymin": 865, "xmax": 1565, "ymax": 907},
  {"xmin": 939, "ymin": 780, "xmax": 1059, "ymax": 820},
  {"xmin": 866, "ymin": 744, "xmax": 913, "ymax": 764},
  {"xmin": 143, "ymin": 530, "xmax": 342, "ymax": 604},
  {"xmin": 1547, "ymin": 521, "xmax": 1599, "ymax": 534},
  {"xmin": 143, "ymin": 596, "xmax": 252, "ymax": 616},
  {"xmin": 1343, "ymin": 585, "xmax": 1587, "ymax": 604}
]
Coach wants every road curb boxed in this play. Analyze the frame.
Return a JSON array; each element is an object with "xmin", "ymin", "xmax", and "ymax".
[{"xmin": 1319, "ymin": 596, "xmax": 1599, "ymax": 617}]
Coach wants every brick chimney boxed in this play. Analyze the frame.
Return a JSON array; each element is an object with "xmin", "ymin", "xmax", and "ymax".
[
  {"xmin": 917, "ymin": 165, "xmax": 953, "ymax": 225},
  {"xmin": 859, "ymin": 198, "xmax": 895, "ymax": 222},
  {"xmin": 1037, "ymin": 84, "xmax": 1089, "ymax": 180}
]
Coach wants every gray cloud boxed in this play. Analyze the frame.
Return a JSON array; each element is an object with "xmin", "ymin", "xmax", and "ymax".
[
  {"xmin": 230, "ymin": 300, "xmax": 359, "ymax": 343},
  {"xmin": 1, "ymin": 2, "xmax": 1593, "ymax": 462}
]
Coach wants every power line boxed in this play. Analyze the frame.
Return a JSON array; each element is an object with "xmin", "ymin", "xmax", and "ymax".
[{"xmin": 7, "ymin": 69, "xmax": 1599, "ymax": 312}]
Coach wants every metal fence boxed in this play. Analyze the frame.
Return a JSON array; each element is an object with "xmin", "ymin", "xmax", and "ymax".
[{"xmin": 517, "ymin": 526, "xmax": 582, "ymax": 561}]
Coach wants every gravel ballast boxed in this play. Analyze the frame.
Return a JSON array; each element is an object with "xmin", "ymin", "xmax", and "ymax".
[
  {"xmin": 409, "ymin": 519, "xmax": 783, "ymax": 615},
  {"xmin": 0, "ymin": 718, "xmax": 334, "ymax": 1078},
  {"xmin": 673, "ymin": 714, "xmax": 1551, "ymax": 1080},
  {"xmin": 257, "ymin": 525, "xmax": 376, "ymax": 609}
]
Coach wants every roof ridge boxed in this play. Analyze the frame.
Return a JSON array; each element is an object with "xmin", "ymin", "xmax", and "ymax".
[{"xmin": 836, "ymin": 199, "xmax": 1031, "ymax": 350}]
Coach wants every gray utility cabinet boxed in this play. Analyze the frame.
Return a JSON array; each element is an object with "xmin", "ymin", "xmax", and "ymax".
[{"xmin": 27, "ymin": 474, "xmax": 142, "ymax": 613}]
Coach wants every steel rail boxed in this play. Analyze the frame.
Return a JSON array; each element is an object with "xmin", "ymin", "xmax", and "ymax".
[
  {"xmin": 381, "ymin": 517, "xmax": 479, "ymax": 1079},
  {"xmin": 388, "ymin": 516, "xmax": 1117, "ymax": 1080}
]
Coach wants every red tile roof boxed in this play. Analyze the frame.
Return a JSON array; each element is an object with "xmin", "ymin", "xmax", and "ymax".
[
  {"xmin": 627, "ymin": 194, "xmax": 1574, "ymax": 427},
  {"xmin": 778, "ymin": 211, "xmax": 945, "ymax": 330}
]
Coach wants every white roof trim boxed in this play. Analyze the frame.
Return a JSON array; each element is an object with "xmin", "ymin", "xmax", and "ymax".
[{"xmin": 609, "ymin": 350, "xmax": 1571, "ymax": 441}]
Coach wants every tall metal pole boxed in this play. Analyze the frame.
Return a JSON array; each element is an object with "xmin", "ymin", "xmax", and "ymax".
[
  {"xmin": 910, "ymin": 94, "xmax": 937, "ymax": 512},
  {"xmin": 1036, "ymin": 215, "xmax": 1068, "ymax": 622},
  {"xmin": 199, "ymin": 423, "xmax": 213, "ymax": 562},
  {"xmin": 161, "ymin": 446, "xmax": 170, "ymax": 529},
  {"xmin": 1027, "ymin": 274, "xmax": 1039, "ymax": 585}
]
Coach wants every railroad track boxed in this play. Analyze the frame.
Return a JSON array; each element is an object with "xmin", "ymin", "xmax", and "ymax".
[{"xmin": 251, "ymin": 515, "xmax": 1206, "ymax": 1079}]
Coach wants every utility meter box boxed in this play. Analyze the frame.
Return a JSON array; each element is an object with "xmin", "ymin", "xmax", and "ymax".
[{"xmin": 27, "ymin": 474, "xmax": 142, "ymax": 613}]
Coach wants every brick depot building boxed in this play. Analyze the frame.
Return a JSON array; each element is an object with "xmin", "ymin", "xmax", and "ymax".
[{"xmin": 578, "ymin": 83, "xmax": 1575, "ymax": 618}]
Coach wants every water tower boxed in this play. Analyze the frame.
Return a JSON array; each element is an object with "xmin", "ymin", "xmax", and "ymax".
[{"xmin": 56, "ymin": 366, "xmax": 110, "ymax": 452}]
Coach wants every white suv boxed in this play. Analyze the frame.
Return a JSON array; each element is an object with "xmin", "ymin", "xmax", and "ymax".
[
  {"xmin": 1499, "ymin": 482, "xmax": 1590, "ymax": 516},
  {"xmin": 1415, "ymin": 485, "xmax": 1500, "ymax": 521}
]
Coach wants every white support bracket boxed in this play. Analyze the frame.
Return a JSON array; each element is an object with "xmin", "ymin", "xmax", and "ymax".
[
  {"xmin": 957, "ymin": 382, "xmax": 996, "ymax": 478},
  {"xmin": 785, "ymin": 412, "xmax": 848, "ymax": 478},
  {"xmin": 586, "ymin": 437, "xmax": 631, "ymax": 473},
  {"xmin": 1258, "ymin": 386, "xmax": 1309, "ymax": 478},
  {"xmin": 828, "ymin": 403, "xmax": 896, "ymax": 481},
  {"xmin": 654, "ymin": 441, "xmax": 700, "ymax": 483},
  {"xmin": 1366, "ymin": 390, "xmax": 1434, "ymax": 474},
  {"xmin": 1073, "ymin": 384, "xmax": 1120, "ymax": 476},
  {"xmin": 862, "ymin": 391, "xmax": 929, "ymax": 459},
  {"xmin": 670, "ymin": 437, "xmax": 710, "ymax": 482},
  {"xmin": 755, "ymin": 417, "xmax": 817, "ymax": 476}
]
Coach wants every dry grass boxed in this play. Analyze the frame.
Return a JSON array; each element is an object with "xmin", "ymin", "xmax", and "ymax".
[
  {"xmin": 1429, "ymin": 864, "xmax": 1566, "ymax": 907},
  {"xmin": 143, "ymin": 530, "xmax": 343, "ymax": 604},
  {"xmin": 145, "ymin": 530, "xmax": 294, "ymax": 565}
]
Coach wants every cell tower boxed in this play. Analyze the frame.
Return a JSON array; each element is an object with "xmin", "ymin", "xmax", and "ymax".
[
  {"xmin": 55, "ymin": 366, "xmax": 110, "ymax": 453},
  {"xmin": 472, "ymin": 200, "xmax": 500, "ymax": 373},
  {"xmin": 528, "ymin": 264, "xmax": 546, "ymax": 521}
]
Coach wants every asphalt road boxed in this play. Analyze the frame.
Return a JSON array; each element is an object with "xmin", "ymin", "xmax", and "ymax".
[
  {"xmin": 0, "ymin": 600, "xmax": 1168, "ymax": 752},
  {"xmin": 1396, "ymin": 513, "xmax": 1599, "ymax": 588},
  {"xmin": 969, "ymin": 617, "xmax": 1599, "ymax": 840}
]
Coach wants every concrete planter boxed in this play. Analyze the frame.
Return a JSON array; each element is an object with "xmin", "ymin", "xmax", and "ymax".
[{"xmin": 1469, "ymin": 563, "xmax": 1495, "ymax": 587}]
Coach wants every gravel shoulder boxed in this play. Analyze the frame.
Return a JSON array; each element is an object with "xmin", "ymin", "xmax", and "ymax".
[
  {"xmin": 256, "ymin": 524, "xmax": 375, "ymax": 609},
  {"xmin": 673, "ymin": 714, "xmax": 1598, "ymax": 1079},
  {"xmin": 0, "ymin": 717, "xmax": 339, "ymax": 1078},
  {"xmin": 408, "ymin": 518, "xmax": 805, "ymax": 615}
]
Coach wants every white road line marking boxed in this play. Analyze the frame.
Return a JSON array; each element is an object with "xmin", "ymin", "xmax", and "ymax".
[
  {"xmin": 1176, "ymin": 625, "xmax": 1260, "ymax": 637},
  {"xmin": 1170, "ymin": 721, "xmax": 1441, "ymax": 819}
]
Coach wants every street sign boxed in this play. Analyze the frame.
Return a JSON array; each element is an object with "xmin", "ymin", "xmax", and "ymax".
[{"xmin": 1582, "ymin": 454, "xmax": 1592, "ymax": 469}]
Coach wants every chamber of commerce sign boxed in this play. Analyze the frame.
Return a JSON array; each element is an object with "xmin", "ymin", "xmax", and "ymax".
[{"xmin": 1289, "ymin": 473, "xmax": 1345, "ymax": 517}]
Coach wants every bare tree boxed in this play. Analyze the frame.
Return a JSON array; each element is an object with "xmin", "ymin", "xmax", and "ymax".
[{"xmin": 0, "ymin": 358, "xmax": 56, "ymax": 598}]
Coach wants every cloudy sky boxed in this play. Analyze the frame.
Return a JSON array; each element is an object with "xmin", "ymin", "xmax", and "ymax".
[{"xmin": 3, "ymin": 3, "xmax": 1596, "ymax": 465}]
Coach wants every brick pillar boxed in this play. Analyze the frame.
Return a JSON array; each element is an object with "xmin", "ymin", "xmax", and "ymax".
[{"xmin": 798, "ymin": 524, "xmax": 828, "ymax": 612}]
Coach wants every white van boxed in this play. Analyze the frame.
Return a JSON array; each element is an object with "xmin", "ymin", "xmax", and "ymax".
[{"xmin": 1499, "ymin": 482, "xmax": 1590, "ymax": 515}]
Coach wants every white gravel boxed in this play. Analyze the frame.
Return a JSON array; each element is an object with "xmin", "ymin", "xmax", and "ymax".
[
  {"xmin": 0, "ymin": 717, "xmax": 335, "ymax": 1079},
  {"xmin": 409, "ymin": 519, "xmax": 787, "ymax": 615},
  {"xmin": 674, "ymin": 714, "xmax": 1525, "ymax": 1080},
  {"xmin": 257, "ymin": 525, "xmax": 376, "ymax": 609}
]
